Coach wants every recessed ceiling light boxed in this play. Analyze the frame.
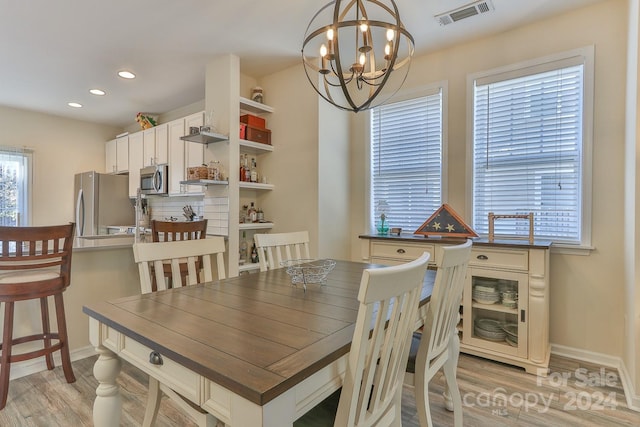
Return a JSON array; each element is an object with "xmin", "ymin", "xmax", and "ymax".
[
  {"xmin": 89, "ymin": 89, "xmax": 106, "ymax": 96},
  {"xmin": 68, "ymin": 102, "xmax": 82, "ymax": 108},
  {"xmin": 118, "ymin": 70, "xmax": 136, "ymax": 79}
]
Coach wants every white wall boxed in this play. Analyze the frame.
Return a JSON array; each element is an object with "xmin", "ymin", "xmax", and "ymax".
[
  {"xmin": 259, "ymin": 64, "xmax": 321, "ymax": 257},
  {"xmin": 0, "ymin": 105, "xmax": 121, "ymax": 226},
  {"xmin": 349, "ymin": 1, "xmax": 629, "ymax": 359}
]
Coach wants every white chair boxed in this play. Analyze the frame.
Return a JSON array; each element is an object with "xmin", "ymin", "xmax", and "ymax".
[
  {"xmin": 405, "ymin": 239, "xmax": 472, "ymax": 427},
  {"xmin": 133, "ymin": 237, "xmax": 226, "ymax": 426},
  {"xmin": 253, "ymin": 231, "xmax": 310, "ymax": 271},
  {"xmin": 294, "ymin": 252, "xmax": 431, "ymax": 427}
]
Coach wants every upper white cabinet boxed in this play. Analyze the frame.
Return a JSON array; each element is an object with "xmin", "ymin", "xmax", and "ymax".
[
  {"xmin": 105, "ymin": 135, "xmax": 129, "ymax": 174},
  {"xmin": 168, "ymin": 118, "xmax": 186, "ymax": 195},
  {"xmin": 142, "ymin": 128, "xmax": 156, "ymax": 168},
  {"xmin": 184, "ymin": 112, "xmax": 205, "ymax": 169},
  {"xmin": 155, "ymin": 123, "xmax": 169, "ymax": 165},
  {"xmin": 116, "ymin": 136, "xmax": 129, "ymax": 173},
  {"xmin": 105, "ymin": 138, "xmax": 117, "ymax": 173},
  {"xmin": 128, "ymin": 132, "xmax": 144, "ymax": 197}
]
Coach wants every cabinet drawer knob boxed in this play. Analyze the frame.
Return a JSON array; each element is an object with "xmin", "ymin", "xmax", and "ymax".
[
  {"xmin": 397, "ymin": 248, "xmax": 406, "ymax": 254},
  {"xmin": 476, "ymin": 254, "xmax": 488, "ymax": 260},
  {"xmin": 149, "ymin": 351, "xmax": 163, "ymax": 366}
]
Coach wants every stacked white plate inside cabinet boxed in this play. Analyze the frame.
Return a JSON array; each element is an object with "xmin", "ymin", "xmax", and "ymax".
[
  {"xmin": 474, "ymin": 318, "xmax": 506, "ymax": 341},
  {"xmin": 472, "ymin": 281, "xmax": 501, "ymax": 304},
  {"xmin": 502, "ymin": 323, "xmax": 518, "ymax": 346}
]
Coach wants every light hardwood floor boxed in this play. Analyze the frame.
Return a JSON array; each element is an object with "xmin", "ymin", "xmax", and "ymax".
[{"xmin": 0, "ymin": 353, "xmax": 637, "ymax": 426}]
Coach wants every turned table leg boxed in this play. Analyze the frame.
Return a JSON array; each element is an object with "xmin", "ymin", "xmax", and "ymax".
[{"xmin": 92, "ymin": 345, "xmax": 122, "ymax": 427}]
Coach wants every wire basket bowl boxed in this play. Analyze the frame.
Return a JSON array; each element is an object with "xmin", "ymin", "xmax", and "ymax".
[{"xmin": 280, "ymin": 259, "xmax": 336, "ymax": 290}]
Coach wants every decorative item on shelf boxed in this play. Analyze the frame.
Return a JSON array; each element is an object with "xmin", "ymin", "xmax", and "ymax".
[
  {"xmin": 488, "ymin": 212, "xmax": 534, "ymax": 244},
  {"xmin": 240, "ymin": 114, "xmax": 266, "ymax": 129},
  {"xmin": 375, "ymin": 199, "xmax": 389, "ymax": 235},
  {"xmin": 207, "ymin": 160, "xmax": 221, "ymax": 181},
  {"xmin": 186, "ymin": 165, "xmax": 208, "ymax": 180},
  {"xmin": 251, "ymin": 87, "xmax": 264, "ymax": 103},
  {"xmin": 390, "ymin": 227, "xmax": 402, "ymax": 236},
  {"xmin": 239, "ymin": 123, "xmax": 247, "ymax": 139},
  {"xmin": 189, "ymin": 126, "xmax": 200, "ymax": 135},
  {"xmin": 414, "ymin": 203, "xmax": 478, "ymax": 238},
  {"xmin": 245, "ymin": 125, "xmax": 271, "ymax": 145},
  {"xmin": 136, "ymin": 112, "xmax": 157, "ymax": 130},
  {"xmin": 301, "ymin": 0, "xmax": 414, "ymax": 113}
]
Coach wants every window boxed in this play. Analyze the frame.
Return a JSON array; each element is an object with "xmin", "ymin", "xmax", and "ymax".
[
  {"xmin": 370, "ymin": 86, "xmax": 445, "ymax": 232},
  {"xmin": 0, "ymin": 147, "xmax": 31, "ymax": 226},
  {"xmin": 470, "ymin": 47, "xmax": 593, "ymax": 246}
]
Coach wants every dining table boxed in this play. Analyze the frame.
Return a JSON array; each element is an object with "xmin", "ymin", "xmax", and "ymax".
[{"xmin": 83, "ymin": 259, "xmax": 435, "ymax": 427}]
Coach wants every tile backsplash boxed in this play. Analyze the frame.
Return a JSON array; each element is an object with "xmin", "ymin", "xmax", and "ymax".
[{"xmin": 147, "ymin": 196, "xmax": 229, "ymax": 236}]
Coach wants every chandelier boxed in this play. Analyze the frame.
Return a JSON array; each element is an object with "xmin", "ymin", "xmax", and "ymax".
[{"xmin": 301, "ymin": 0, "xmax": 414, "ymax": 113}]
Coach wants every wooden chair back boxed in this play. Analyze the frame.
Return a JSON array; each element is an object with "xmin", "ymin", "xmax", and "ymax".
[
  {"xmin": 335, "ymin": 252, "xmax": 430, "ymax": 426},
  {"xmin": 133, "ymin": 238, "xmax": 226, "ymax": 294},
  {"xmin": 253, "ymin": 231, "xmax": 310, "ymax": 271},
  {"xmin": 0, "ymin": 223, "xmax": 76, "ymax": 408},
  {"xmin": 0, "ymin": 223, "xmax": 74, "ymax": 300},
  {"xmin": 151, "ymin": 219, "xmax": 208, "ymax": 242}
]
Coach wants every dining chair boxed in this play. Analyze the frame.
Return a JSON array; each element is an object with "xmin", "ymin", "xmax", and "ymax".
[
  {"xmin": 150, "ymin": 219, "xmax": 208, "ymax": 289},
  {"xmin": 0, "ymin": 223, "xmax": 76, "ymax": 409},
  {"xmin": 133, "ymin": 237, "xmax": 226, "ymax": 427},
  {"xmin": 294, "ymin": 251, "xmax": 431, "ymax": 427},
  {"xmin": 405, "ymin": 239, "xmax": 472, "ymax": 427},
  {"xmin": 253, "ymin": 230, "xmax": 310, "ymax": 271}
]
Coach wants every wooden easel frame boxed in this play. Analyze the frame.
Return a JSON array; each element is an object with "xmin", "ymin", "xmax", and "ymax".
[{"xmin": 488, "ymin": 212, "xmax": 534, "ymax": 244}]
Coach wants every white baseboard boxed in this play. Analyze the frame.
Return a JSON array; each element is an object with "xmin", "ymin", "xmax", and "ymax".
[
  {"xmin": 551, "ymin": 343, "xmax": 640, "ymax": 412},
  {"xmin": 9, "ymin": 345, "xmax": 96, "ymax": 381}
]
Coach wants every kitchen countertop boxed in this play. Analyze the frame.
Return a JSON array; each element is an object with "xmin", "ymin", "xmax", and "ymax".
[
  {"xmin": 73, "ymin": 235, "xmax": 136, "ymax": 252},
  {"xmin": 73, "ymin": 233, "xmax": 227, "ymax": 251}
]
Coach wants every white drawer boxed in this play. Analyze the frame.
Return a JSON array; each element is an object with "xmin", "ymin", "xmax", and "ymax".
[
  {"xmin": 121, "ymin": 335, "xmax": 201, "ymax": 404},
  {"xmin": 370, "ymin": 242, "xmax": 435, "ymax": 263},
  {"xmin": 469, "ymin": 247, "xmax": 528, "ymax": 271}
]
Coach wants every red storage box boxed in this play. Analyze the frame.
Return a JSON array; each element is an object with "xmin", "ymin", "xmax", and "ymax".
[
  {"xmin": 246, "ymin": 125, "xmax": 271, "ymax": 145},
  {"xmin": 240, "ymin": 114, "xmax": 266, "ymax": 129}
]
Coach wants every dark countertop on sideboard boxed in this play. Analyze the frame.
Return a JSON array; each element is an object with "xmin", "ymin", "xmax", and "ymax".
[{"xmin": 359, "ymin": 234, "xmax": 552, "ymax": 250}]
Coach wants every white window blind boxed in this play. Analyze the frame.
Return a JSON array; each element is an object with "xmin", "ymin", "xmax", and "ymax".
[
  {"xmin": 472, "ymin": 64, "xmax": 584, "ymax": 243},
  {"xmin": 371, "ymin": 91, "xmax": 443, "ymax": 231}
]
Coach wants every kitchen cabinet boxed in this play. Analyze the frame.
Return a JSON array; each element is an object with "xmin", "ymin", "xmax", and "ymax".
[
  {"xmin": 128, "ymin": 131, "xmax": 144, "ymax": 198},
  {"xmin": 168, "ymin": 118, "xmax": 186, "ymax": 195},
  {"xmin": 105, "ymin": 136, "xmax": 128, "ymax": 174},
  {"xmin": 115, "ymin": 135, "xmax": 129, "ymax": 174},
  {"xmin": 359, "ymin": 234, "xmax": 551, "ymax": 374},
  {"xmin": 184, "ymin": 112, "xmax": 205, "ymax": 169},
  {"xmin": 105, "ymin": 139, "xmax": 117, "ymax": 173},
  {"xmin": 142, "ymin": 128, "xmax": 156, "ymax": 167},
  {"xmin": 155, "ymin": 123, "xmax": 169, "ymax": 165}
]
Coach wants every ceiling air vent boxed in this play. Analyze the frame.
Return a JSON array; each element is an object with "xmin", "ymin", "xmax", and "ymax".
[{"xmin": 434, "ymin": 0, "xmax": 494, "ymax": 26}]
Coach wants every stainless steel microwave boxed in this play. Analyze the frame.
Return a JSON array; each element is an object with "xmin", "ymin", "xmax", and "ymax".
[{"xmin": 140, "ymin": 164, "xmax": 168, "ymax": 195}]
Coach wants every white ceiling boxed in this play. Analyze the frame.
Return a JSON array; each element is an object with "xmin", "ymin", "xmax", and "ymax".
[{"xmin": 0, "ymin": 0, "xmax": 604, "ymax": 128}]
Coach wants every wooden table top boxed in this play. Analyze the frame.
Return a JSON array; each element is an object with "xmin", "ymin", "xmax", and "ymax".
[{"xmin": 83, "ymin": 260, "xmax": 434, "ymax": 406}]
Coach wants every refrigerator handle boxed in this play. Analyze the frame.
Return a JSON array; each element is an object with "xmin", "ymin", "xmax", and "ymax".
[{"xmin": 76, "ymin": 189, "xmax": 84, "ymax": 236}]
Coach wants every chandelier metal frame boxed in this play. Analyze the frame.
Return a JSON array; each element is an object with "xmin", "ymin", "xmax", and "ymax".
[{"xmin": 302, "ymin": 0, "xmax": 414, "ymax": 112}]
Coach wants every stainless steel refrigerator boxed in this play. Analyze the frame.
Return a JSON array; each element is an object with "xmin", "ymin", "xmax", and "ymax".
[{"xmin": 74, "ymin": 171, "xmax": 134, "ymax": 236}]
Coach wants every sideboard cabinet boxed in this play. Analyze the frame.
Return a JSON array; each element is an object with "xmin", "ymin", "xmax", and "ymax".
[{"xmin": 359, "ymin": 234, "xmax": 551, "ymax": 375}]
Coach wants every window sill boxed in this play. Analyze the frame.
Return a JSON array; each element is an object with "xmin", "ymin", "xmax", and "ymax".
[{"xmin": 550, "ymin": 244, "xmax": 594, "ymax": 256}]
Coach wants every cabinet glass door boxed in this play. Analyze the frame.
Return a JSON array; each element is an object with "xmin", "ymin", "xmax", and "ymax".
[{"xmin": 462, "ymin": 268, "xmax": 528, "ymax": 358}]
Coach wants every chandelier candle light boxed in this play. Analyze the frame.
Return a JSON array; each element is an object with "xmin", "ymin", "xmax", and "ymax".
[{"xmin": 302, "ymin": 0, "xmax": 414, "ymax": 112}]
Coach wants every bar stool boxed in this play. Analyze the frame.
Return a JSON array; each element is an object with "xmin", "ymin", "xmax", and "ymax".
[{"xmin": 0, "ymin": 223, "xmax": 75, "ymax": 409}]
